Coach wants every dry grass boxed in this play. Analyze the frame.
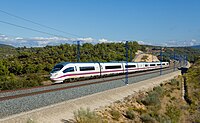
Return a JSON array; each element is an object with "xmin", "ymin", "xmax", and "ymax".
[{"xmin": 72, "ymin": 76, "xmax": 193, "ymax": 122}]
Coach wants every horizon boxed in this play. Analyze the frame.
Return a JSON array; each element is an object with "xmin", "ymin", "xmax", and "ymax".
[{"xmin": 0, "ymin": 39, "xmax": 199, "ymax": 48}]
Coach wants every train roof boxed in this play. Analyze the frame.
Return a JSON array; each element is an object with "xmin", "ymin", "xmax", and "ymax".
[
  {"xmin": 56, "ymin": 62, "xmax": 70, "ymax": 66},
  {"xmin": 55, "ymin": 61, "xmax": 167, "ymax": 66}
]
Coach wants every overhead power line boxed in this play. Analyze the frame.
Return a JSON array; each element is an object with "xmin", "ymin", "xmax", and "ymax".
[
  {"xmin": 0, "ymin": 9, "xmax": 83, "ymax": 38},
  {"xmin": 0, "ymin": 20, "xmax": 69, "ymax": 38}
]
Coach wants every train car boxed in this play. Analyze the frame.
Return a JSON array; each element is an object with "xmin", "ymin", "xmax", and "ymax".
[
  {"xmin": 50, "ymin": 61, "xmax": 169, "ymax": 83},
  {"xmin": 122, "ymin": 62, "xmax": 138, "ymax": 73},
  {"xmin": 100, "ymin": 62, "xmax": 124, "ymax": 76},
  {"xmin": 50, "ymin": 62, "xmax": 101, "ymax": 83}
]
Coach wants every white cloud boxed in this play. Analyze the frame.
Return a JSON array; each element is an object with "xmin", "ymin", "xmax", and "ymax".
[
  {"xmin": 137, "ymin": 40, "xmax": 152, "ymax": 45},
  {"xmin": 1, "ymin": 34, "xmax": 199, "ymax": 47},
  {"xmin": 191, "ymin": 39, "xmax": 197, "ymax": 42},
  {"xmin": 98, "ymin": 38, "xmax": 111, "ymax": 43},
  {"xmin": 0, "ymin": 35, "xmax": 153, "ymax": 47},
  {"xmin": 163, "ymin": 39, "xmax": 200, "ymax": 47},
  {"xmin": 137, "ymin": 40, "xmax": 145, "ymax": 44},
  {"xmin": 15, "ymin": 37, "xmax": 24, "ymax": 40},
  {"xmin": 77, "ymin": 37, "xmax": 95, "ymax": 43}
]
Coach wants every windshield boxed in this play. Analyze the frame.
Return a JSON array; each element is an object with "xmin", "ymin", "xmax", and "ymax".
[{"xmin": 51, "ymin": 64, "xmax": 64, "ymax": 73}]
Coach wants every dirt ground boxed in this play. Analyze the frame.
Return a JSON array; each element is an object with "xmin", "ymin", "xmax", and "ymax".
[
  {"xmin": 94, "ymin": 76, "xmax": 191, "ymax": 123},
  {"xmin": 133, "ymin": 50, "xmax": 159, "ymax": 62}
]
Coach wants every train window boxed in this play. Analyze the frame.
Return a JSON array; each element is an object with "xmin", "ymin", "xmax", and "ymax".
[
  {"xmin": 105, "ymin": 65, "xmax": 121, "ymax": 69},
  {"xmin": 125, "ymin": 65, "xmax": 136, "ymax": 68},
  {"xmin": 145, "ymin": 64, "xmax": 148, "ymax": 67},
  {"xmin": 150, "ymin": 64, "xmax": 156, "ymax": 66},
  {"xmin": 51, "ymin": 65, "xmax": 64, "ymax": 73},
  {"xmin": 80, "ymin": 66, "xmax": 95, "ymax": 71},
  {"xmin": 162, "ymin": 63, "xmax": 165, "ymax": 65},
  {"xmin": 63, "ymin": 67, "xmax": 74, "ymax": 73},
  {"xmin": 157, "ymin": 64, "xmax": 161, "ymax": 66}
]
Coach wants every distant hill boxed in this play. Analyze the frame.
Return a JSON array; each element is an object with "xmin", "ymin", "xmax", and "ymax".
[
  {"xmin": 191, "ymin": 45, "xmax": 200, "ymax": 49},
  {"xmin": 0, "ymin": 44, "xmax": 14, "ymax": 48}
]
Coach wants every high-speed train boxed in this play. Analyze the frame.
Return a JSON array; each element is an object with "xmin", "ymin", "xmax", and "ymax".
[{"xmin": 50, "ymin": 62, "xmax": 169, "ymax": 83}]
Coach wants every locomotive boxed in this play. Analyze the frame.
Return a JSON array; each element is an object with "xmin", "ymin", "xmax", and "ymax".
[{"xmin": 50, "ymin": 62, "xmax": 169, "ymax": 83}]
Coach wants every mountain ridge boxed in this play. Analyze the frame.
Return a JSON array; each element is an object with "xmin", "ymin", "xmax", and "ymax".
[
  {"xmin": 0, "ymin": 44, "xmax": 15, "ymax": 48},
  {"xmin": 191, "ymin": 45, "xmax": 200, "ymax": 49}
]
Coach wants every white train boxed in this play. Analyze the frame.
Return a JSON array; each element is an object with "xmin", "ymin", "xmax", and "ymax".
[{"xmin": 50, "ymin": 62, "xmax": 169, "ymax": 83}]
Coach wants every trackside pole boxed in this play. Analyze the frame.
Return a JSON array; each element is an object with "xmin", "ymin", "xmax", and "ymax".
[
  {"xmin": 77, "ymin": 40, "xmax": 80, "ymax": 62},
  {"xmin": 125, "ymin": 41, "xmax": 128, "ymax": 85},
  {"xmin": 174, "ymin": 51, "xmax": 175, "ymax": 71},
  {"xmin": 160, "ymin": 47, "xmax": 162, "ymax": 75}
]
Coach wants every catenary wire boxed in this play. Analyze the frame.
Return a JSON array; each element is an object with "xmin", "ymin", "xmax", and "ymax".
[
  {"xmin": 0, "ymin": 9, "xmax": 83, "ymax": 38},
  {"xmin": 0, "ymin": 20, "xmax": 70, "ymax": 38}
]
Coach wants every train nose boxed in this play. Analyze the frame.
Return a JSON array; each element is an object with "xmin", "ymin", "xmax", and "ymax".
[
  {"xmin": 50, "ymin": 73, "xmax": 58, "ymax": 79},
  {"xmin": 50, "ymin": 73, "xmax": 63, "ymax": 83}
]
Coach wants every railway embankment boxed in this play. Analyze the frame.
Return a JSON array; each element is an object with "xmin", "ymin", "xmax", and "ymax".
[{"xmin": 0, "ymin": 70, "xmax": 181, "ymax": 123}]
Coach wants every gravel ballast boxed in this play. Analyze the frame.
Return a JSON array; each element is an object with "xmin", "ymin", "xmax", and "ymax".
[{"xmin": 0, "ymin": 68, "xmax": 178, "ymax": 123}]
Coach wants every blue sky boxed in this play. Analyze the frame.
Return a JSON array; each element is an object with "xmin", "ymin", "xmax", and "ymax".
[{"xmin": 0, "ymin": 0, "xmax": 200, "ymax": 47}]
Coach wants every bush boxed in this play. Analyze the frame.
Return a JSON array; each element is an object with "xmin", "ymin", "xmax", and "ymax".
[
  {"xmin": 165, "ymin": 105, "xmax": 181, "ymax": 123},
  {"xmin": 0, "ymin": 75, "xmax": 42, "ymax": 90},
  {"xmin": 170, "ymin": 79, "xmax": 179, "ymax": 86},
  {"xmin": 156, "ymin": 114, "xmax": 171, "ymax": 123},
  {"xmin": 74, "ymin": 108, "xmax": 103, "ymax": 123},
  {"xmin": 110, "ymin": 110, "xmax": 121, "ymax": 121},
  {"xmin": 140, "ymin": 113, "xmax": 155, "ymax": 123},
  {"xmin": 153, "ymin": 86, "xmax": 164, "ymax": 97},
  {"xmin": 141, "ymin": 91, "xmax": 160, "ymax": 106},
  {"xmin": 0, "ymin": 73, "xmax": 43, "ymax": 90},
  {"xmin": 125, "ymin": 108, "xmax": 135, "ymax": 120}
]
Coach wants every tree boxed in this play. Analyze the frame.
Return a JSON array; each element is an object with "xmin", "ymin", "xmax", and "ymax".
[{"xmin": 0, "ymin": 60, "xmax": 9, "ymax": 75}]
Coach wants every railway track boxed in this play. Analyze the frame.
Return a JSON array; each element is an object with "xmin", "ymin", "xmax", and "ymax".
[
  {"xmin": 0, "ymin": 66, "xmax": 175, "ymax": 101},
  {"xmin": 0, "ymin": 66, "xmax": 178, "ymax": 118}
]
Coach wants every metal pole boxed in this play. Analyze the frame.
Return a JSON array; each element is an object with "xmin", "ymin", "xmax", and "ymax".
[
  {"xmin": 174, "ymin": 51, "xmax": 175, "ymax": 71},
  {"xmin": 125, "ymin": 41, "xmax": 128, "ymax": 85},
  {"xmin": 160, "ymin": 47, "xmax": 162, "ymax": 75},
  {"xmin": 77, "ymin": 41, "xmax": 80, "ymax": 62}
]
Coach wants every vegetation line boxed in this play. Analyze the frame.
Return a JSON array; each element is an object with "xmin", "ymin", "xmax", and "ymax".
[{"xmin": 183, "ymin": 76, "xmax": 192, "ymax": 105}]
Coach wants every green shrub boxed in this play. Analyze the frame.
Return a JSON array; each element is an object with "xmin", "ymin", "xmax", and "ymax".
[
  {"xmin": 125, "ymin": 108, "xmax": 135, "ymax": 120},
  {"xmin": 141, "ymin": 91, "xmax": 160, "ymax": 106},
  {"xmin": 0, "ymin": 74, "xmax": 42, "ymax": 90},
  {"xmin": 165, "ymin": 105, "xmax": 181, "ymax": 123},
  {"xmin": 170, "ymin": 79, "xmax": 179, "ymax": 86},
  {"xmin": 74, "ymin": 108, "xmax": 103, "ymax": 123},
  {"xmin": 148, "ymin": 104, "xmax": 161, "ymax": 113},
  {"xmin": 140, "ymin": 113, "xmax": 155, "ymax": 123},
  {"xmin": 153, "ymin": 86, "xmax": 164, "ymax": 97},
  {"xmin": 110, "ymin": 110, "xmax": 121, "ymax": 121},
  {"xmin": 156, "ymin": 114, "xmax": 171, "ymax": 123}
]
